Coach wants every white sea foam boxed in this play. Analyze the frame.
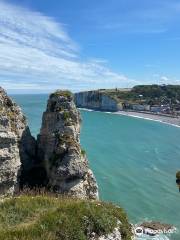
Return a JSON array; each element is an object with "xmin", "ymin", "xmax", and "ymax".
[
  {"xmin": 114, "ymin": 112, "xmax": 180, "ymax": 128},
  {"xmin": 79, "ymin": 108, "xmax": 180, "ymax": 128},
  {"xmin": 152, "ymin": 165, "xmax": 159, "ymax": 172},
  {"xmin": 136, "ymin": 235, "xmax": 170, "ymax": 240}
]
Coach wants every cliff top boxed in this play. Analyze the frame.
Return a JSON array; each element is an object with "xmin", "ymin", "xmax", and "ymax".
[
  {"xmin": 50, "ymin": 90, "xmax": 73, "ymax": 99},
  {"xmin": 75, "ymin": 84, "xmax": 180, "ymax": 105},
  {"xmin": 0, "ymin": 195, "xmax": 132, "ymax": 240},
  {"xmin": 0, "ymin": 87, "xmax": 26, "ymax": 135}
]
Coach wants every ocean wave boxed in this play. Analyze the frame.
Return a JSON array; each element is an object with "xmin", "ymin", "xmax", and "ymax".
[
  {"xmin": 136, "ymin": 235, "xmax": 170, "ymax": 240},
  {"xmin": 79, "ymin": 108, "xmax": 180, "ymax": 128},
  {"xmin": 152, "ymin": 165, "xmax": 160, "ymax": 172}
]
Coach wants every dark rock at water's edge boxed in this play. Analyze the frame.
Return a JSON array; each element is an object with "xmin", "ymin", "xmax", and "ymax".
[
  {"xmin": 133, "ymin": 221, "xmax": 176, "ymax": 238},
  {"xmin": 134, "ymin": 221, "xmax": 176, "ymax": 237},
  {"xmin": 0, "ymin": 88, "xmax": 98, "ymax": 200},
  {"xmin": 176, "ymin": 171, "xmax": 180, "ymax": 192},
  {"xmin": 140, "ymin": 221, "xmax": 173, "ymax": 231},
  {"xmin": 176, "ymin": 171, "xmax": 180, "ymax": 180}
]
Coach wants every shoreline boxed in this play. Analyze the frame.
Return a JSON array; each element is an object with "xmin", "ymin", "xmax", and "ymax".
[
  {"xmin": 79, "ymin": 108, "xmax": 180, "ymax": 128},
  {"xmin": 115, "ymin": 111, "xmax": 180, "ymax": 128}
]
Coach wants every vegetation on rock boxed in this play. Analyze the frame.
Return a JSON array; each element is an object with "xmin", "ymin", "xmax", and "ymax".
[
  {"xmin": 0, "ymin": 195, "xmax": 132, "ymax": 240},
  {"xmin": 176, "ymin": 171, "xmax": 180, "ymax": 179},
  {"xmin": 89, "ymin": 85, "xmax": 180, "ymax": 105},
  {"xmin": 50, "ymin": 90, "xmax": 73, "ymax": 99},
  {"xmin": 81, "ymin": 149, "xmax": 86, "ymax": 156}
]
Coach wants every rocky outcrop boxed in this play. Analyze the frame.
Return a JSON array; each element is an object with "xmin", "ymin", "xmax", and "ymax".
[
  {"xmin": 74, "ymin": 90, "xmax": 123, "ymax": 112},
  {"xmin": 0, "ymin": 88, "xmax": 98, "ymax": 200},
  {"xmin": 134, "ymin": 221, "xmax": 176, "ymax": 238},
  {"xmin": 37, "ymin": 91, "xmax": 98, "ymax": 199},
  {"xmin": 140, "ymin": 221, "xmax": 174, "ymax": 232},
  {"xmin": 0, "ymin": 87, "xmax": 36, "ymax": 197}
]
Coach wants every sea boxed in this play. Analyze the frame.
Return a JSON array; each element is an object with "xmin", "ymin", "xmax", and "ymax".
[{"xmin": 11, "ymin": 94, "xmax": 180, "ymax": 240}]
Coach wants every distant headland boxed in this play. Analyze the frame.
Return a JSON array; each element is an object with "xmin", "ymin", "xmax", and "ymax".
[{"xmin": 75, "ymin": 84, "xmax": 180, "ymax": 127}]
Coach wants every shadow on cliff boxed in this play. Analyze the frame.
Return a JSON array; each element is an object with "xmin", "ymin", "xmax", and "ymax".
[{"xmin": 18, "ymin": 127, "xmax": 48, "ymax": 190}]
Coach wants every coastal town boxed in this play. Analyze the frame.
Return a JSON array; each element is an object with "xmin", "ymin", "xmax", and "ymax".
[
  {"xmin": 75, "ymin": 84, "xmax": 180, "ymax": 127},
  {"xmin": 99, "ymin": 85, "xmax": 180, "ymax": 116}
]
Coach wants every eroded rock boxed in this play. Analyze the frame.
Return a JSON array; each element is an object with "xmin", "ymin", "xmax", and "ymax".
[
  {"xmin": 37, "ymin": 90, "xmax": 99, "ymax": 199},
  {"xmin": 140, "ymin": 221, "xmax": 173, "ymax": 231},
  {"xmin": 0, "ymin": 87, "xmax": 36, "ymax": 196},
  {"xmin": 0, "ymin": 88, "xmax": 98, "ymax": 199}
]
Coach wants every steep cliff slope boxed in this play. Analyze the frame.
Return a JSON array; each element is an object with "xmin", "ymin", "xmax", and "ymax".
[
  {"xmin": 74, "ymin": 90, "xmax": 123, "ymax": 112},
  {"xmin": 0, "ymin": 88, "xmax": 36, "ymax": 196},
  {"xmin": 0, "ymin": 88, "xmax": 98, "ymax": 200},
  {"xmin": 37, "ymin": 91, "xmax": 98, "ymax": 199}
]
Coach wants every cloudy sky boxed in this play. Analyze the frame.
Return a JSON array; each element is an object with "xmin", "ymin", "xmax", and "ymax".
[{"xmin": 0, "ymin": 0, "xmax": 180, "ymax": 93}]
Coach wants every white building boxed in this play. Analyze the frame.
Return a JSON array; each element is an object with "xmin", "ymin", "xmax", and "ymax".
[{"xmin": 132, "ymin": 104, "xmax": 150, "ymax": 111}]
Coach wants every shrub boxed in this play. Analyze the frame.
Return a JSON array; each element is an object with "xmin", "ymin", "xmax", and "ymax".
[
  {"xmin": 50, "ymin": 90, "xmax": 72, "ymax": 99},
  {"xmin": 81, "ymin": 149, "xmax": 86, "ymax": 156},
  {"xmin": 176, "ymin": 171, "xmax": 180, "ymax": 179},
  {"xmin": 62, "ymin": 111, "xmax": 71, "ymax": 121}
]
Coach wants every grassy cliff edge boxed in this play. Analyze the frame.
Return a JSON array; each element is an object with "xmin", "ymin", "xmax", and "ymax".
[{"xmin": 0, "ymin": 195, "xmax": 132, "ymax": 240}]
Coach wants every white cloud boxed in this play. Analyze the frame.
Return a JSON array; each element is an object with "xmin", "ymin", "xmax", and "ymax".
[
  {"xmin": 160, "ymin": 76, "xmax": 169, "ymax": 82},
  {"xmin": 0, "ymin": 0, "xmax": 138, "ymax": 92}
]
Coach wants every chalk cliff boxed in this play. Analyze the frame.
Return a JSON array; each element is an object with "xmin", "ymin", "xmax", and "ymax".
[
  {"xmin": 0, "ymin": 87, "xmax": 36, "ymax": 197},
  {"xmin": 37, "ymin": 91, "xmax": 98, "ymax": 199},
  {"xmin": 0, "ymin": 88, "xmax": 98, "ymax": 200},
  {"xmin": 75, "ymin": 90, "xmax": 123, "ymax": 112}
]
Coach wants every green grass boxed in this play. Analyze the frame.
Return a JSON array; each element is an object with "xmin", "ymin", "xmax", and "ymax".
[
  {"xmin": 50, "ymin": 90, "xmax": 73, "ymax": 99},
  {"xmin": 81, "ymin": 149, "xmax": 86, "ymax": 156},
  {"xmin": 89, "ymin": 84, "xmax": 180, "ymax": 106},
  {"xmin": 0, "ymin": 195, "xmax": 132, "ymax": 240}
]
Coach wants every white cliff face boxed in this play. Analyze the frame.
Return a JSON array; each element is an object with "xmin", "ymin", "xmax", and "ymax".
[
  {"xmin": 0, "ymin": 131, "xmax": 20, "ymax": 196},
  {"xmin": 0, "ymin": 88, "xmax": 98, "ymax": 199},
  {"xmin": 0, "ymin": 87, "xmax": 36, "ymax": 197},
  {"xmin": 74, "ymin": 91, "xmax": 119, "ymax": 111},
  {"xmin": 37, "ymin": 91, "xmax": 99, "ymax": 199}
]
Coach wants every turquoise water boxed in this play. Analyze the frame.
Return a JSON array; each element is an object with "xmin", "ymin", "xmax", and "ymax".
[{"xmin": 12, "ymin": 94, "xmax": 180, "ymax": 240}]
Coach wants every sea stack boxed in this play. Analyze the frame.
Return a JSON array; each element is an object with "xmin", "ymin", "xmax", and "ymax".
[
  {"xmin": 0, "ymin": 87, "xmax": 36, "ymax": 197},
  {"xmin": 0, "ymin": 88, "xmax": 98, "ymax": 200},
  {"xmin": 37, "ymin": 90, "xmax": 98, "ymax": 199}
]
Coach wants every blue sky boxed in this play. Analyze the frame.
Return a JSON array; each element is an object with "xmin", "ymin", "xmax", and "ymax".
[{"xmin": 1, "ymin": 0, "xmax": 180, "ymax": 93}]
